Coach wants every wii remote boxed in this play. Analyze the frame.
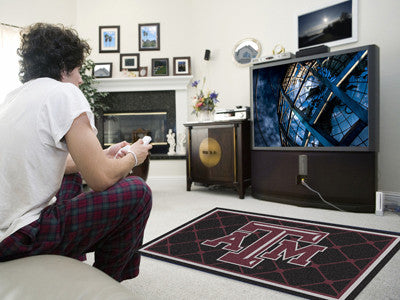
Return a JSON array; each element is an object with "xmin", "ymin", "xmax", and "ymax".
[
  {"xmin": 114, "ymin": 136, "xmax": 152, "ymax": 158},
  {"xmin": 142, "ymin": 136, "xmax": 152, "ymax": 145}
]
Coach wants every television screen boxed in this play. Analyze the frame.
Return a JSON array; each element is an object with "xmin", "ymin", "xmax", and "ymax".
[{"xmin": 251, "ymin": 45, "xmax": 378, "ymax": 151}]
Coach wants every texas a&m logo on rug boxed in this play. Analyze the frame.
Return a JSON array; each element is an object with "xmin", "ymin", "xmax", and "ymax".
[
  {"xmin": 140, "ymin": 208, "xmax": 400, "ymax": 300},
  {"xmin": 202, "ymin": 221, "xmax": 329, "ymax": 268}
]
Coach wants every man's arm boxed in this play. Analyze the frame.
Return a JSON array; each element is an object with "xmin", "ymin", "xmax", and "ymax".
[
  {"xmin": 64, "ymin": 142, "xmax": 131, "ymax": 174},
  {"xmin": 65, "ymin": 112, "xmax": 151, "ymax": 191}
]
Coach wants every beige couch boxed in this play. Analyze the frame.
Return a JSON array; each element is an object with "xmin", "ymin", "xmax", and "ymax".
[{"xmin": 0, "ymin": 255, "xmax": 134, "ymax": 299}]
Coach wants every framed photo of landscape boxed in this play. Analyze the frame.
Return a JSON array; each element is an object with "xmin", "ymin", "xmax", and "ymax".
[
  {"xmin": 93, "ymin": 63, "xmax": 113, "ymax": 78},
  {"xmin": 173, "ymin": 57, "xmax": 191, "ymax": 75},
  {"xmin": 120, "ymin": 53, "xmax": 140, "ymax": 71},
  {"xmin": 139, "ymin": 23, "xmax": 160, "ymax": 51},
  {"xmin": 99, "ymin": 26, "xmax": 120, "ymax": 53},
  {"xmin": 151, "ymin": 58, "xmax": 169, "ymax": 76},
  {"xmin": 297, "ymin": 0, "xmax": 358, "ymax": 50}
]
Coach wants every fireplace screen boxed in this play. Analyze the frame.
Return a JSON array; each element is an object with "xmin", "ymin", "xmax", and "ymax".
[{"xmin": 103, "ymin": 112, "xmax": 167, "ymax": 146}]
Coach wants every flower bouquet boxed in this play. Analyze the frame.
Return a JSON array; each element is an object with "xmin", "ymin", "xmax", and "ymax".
[{"xmin": 191, "ymin": 78, "xmax": 219, "ymax": 120}]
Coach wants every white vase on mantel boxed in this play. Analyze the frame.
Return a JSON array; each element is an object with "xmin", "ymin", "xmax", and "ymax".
[{"xmin": 197, "ymin": 110, "xmax": 215, "ymax": 122}]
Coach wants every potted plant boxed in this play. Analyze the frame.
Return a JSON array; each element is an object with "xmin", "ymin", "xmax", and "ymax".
[{"xmin": 79, "ymin": 59, "xmax": 110, "ymax": 118}]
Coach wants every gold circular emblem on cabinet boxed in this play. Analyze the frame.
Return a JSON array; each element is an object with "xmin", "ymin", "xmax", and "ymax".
[{"xmin": 199, "ymin": 138, "xmax": 222, "ymax": 168}]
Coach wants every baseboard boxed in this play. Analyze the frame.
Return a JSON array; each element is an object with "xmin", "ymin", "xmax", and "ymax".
[
  {"xmin": 147, "ymin": 176, "xmax": 186, "ymax": 181},
  {"xmin": 375, "ymin": 191, "xmax": 400, "ymax": 216}
]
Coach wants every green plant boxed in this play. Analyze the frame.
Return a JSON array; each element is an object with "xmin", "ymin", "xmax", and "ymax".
[{"xmin": 79, "ymin": 59, "xmax": 109, "ymax": 117}]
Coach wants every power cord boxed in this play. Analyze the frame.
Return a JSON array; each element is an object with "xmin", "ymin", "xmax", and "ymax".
[{"xmin": 301, "ymin": 178, "xmax": 345, "ymax": 212}]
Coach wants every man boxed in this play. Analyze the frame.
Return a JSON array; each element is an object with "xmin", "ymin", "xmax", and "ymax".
[{"xmin": 0, "ymin": 23, "xmax": 152, "ymax": 282}]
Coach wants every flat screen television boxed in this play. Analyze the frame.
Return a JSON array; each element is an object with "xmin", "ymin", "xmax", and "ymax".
[{"xmin": 251, "ymin": 44, "xmax": 379, "ymax": 152}]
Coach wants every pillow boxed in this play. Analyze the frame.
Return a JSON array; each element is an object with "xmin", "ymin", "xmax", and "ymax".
[{"xmin": 0, "ymin": 255, "xmax": 133, "ymax": 300}]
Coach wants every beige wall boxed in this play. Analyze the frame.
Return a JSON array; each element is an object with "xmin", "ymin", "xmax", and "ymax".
[
  {"xmin": 0, "ymin": 0, "xmax": 76, "ymax": 27},
  {"xmin": 76, "ymin": 0, "xmax": 192, "ymax": 75},
  {"xmin": 1, "ymin": 0, "xmax": 400, "ymax": 193}
]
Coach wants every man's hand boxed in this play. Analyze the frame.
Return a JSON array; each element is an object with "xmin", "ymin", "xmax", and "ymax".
[
  {"xmin": 105, "ymin": 141, "xmax": 130, "ymax": 159},
  {"xmin": 129, "ymin": 139, "xmax": 153, "ymax": 166},
  {"xmin": 112, "ymin": 139, "xmax": 152, "ymax": 166}
]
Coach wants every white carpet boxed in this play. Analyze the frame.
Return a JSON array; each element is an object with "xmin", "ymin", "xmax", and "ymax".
[{"xmin": 89, "ymin": 177, "xmax": 400, "ymax": 299}]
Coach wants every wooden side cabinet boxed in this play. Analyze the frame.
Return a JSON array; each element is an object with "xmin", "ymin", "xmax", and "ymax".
[{"xmin": 184, "ymin": 120, "xmax": 251, "ymax": 198}]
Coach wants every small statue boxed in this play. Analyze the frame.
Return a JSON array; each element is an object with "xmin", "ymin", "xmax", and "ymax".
[
  {"xmin": 176, "ymin": 133, "xmax": 187, "ymax": 155},
  {"xmin": 166, "ymin": 129, "xmax": 176, "ymax": 155}
]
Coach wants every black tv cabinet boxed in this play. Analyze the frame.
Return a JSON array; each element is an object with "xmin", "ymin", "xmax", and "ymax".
[
  {"xmin": 251, "ymin": 150, "xmax": 376, "ymax": 213},
  {"xmin": 185, "ymin": 120, "xmax": 251, "ymax": 199}
]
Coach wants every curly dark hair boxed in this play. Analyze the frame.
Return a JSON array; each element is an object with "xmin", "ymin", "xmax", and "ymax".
[{"xmin": 18, "ymin": 23, "xmax": 91, "ymax": 83}]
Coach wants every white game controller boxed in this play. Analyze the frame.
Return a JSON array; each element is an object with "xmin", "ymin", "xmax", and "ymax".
[
  {"xmin": 114, "ymin": 136, "xmax": 152, "ymax": 158},
  {"xmin": 142, "ymin": 136, "xmax": 152, "ymax": 145}
]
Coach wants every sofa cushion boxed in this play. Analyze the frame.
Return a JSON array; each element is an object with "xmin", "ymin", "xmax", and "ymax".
[{"xmin": 0, "ymin": 255, "xmax": 133, "ymax": 300}]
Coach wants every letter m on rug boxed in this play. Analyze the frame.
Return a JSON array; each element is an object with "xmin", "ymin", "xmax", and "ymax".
[
  {"xmin": 202, "ymin": 221, "xmax": 329, "ymax": 268},
  {"xmin": 261, "ymin": 240, "xmax": 327, "ymax": 267}
]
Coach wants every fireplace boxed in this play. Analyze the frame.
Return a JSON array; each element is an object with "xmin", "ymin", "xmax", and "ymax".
[
  {"xmin": 98, "ymin": 90, "xmax": 175, "ymax": 154},
  {"xmin": 103, "ymin": 112, "xmax": 167, "ymax": 146},
  {"xmin": 95, "ymin": 76, "xmax": 192, "ymax": 155}
]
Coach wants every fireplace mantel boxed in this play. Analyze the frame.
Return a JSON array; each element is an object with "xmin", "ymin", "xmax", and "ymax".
[
  {"xmin": 95, "ymin": 76, "xmax": 193, "ymax": 145},
  {"xmin": 95, "ymin": 76, "xmax": 193, "ymax": 92}
]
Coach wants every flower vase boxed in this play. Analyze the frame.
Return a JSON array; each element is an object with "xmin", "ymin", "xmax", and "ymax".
[{"xmin": 198, "ymin": 110, "xmax": 214, "ymax": 122}]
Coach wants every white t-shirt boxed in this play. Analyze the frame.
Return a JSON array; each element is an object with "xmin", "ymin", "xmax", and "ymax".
[{"xmin": 0, "ymin": 78, "xmax": 97, "ymax": 242}]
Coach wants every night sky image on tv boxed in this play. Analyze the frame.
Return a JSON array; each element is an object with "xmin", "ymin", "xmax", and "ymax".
[{"xmin": 253, "ymin": 49, "xmax": 369, "ymax": 148}]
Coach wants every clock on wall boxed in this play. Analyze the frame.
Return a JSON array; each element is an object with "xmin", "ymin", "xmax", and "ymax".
[{"xmin": 273, "ymin": 44, "xmax": 285, "ymax": 55}]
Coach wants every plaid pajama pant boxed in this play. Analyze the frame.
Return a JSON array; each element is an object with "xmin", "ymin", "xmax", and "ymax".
[{"xmin": 0, "ymin": 173, "xmax": 152, "ymax": 282}]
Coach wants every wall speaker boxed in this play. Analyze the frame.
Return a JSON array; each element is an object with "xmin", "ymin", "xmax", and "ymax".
[{"xmin": 204, "ymin": 49, "xmax": 211, "ymax": 61}]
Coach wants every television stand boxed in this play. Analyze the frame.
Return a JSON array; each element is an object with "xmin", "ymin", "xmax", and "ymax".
[{"xmin": 251, "ymin": 150, "xmax": 376, "ymax": 213}]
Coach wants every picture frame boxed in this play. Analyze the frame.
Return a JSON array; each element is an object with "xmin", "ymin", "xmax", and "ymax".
[
  {"xmin": 296, "ymin": 0, "xmax": 358, "ymax": 50},
  {"xmin": 120, "ymin": 53, "xmax": 140, "ymax": 71},
  {"xmin": 99, "ymin": 26, "xmax": 120, "ymax": 53},
  {"xmin": 93, "ymin": 63, "xmax": 113, "ymax": 78},
  {"xmin": 173, "ymin": 57, "xmax": 191, "ymax": 76},
  {"xmin": 139, "ymin": 66, "xmax": 148, "ymax": 77},
  {"xmin": 151, "ymin": 58, "xmax": 169, "ymax": 76},
  {"xmin": 139, "ymin": 23, "xmax": 160, "ymax": 51}
]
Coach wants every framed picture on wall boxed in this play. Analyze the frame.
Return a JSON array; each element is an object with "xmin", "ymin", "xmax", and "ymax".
[
  {"xmin": 93, "ymin": 63, "xmax": 113, "ymax": 78},
  {"xmin": 139, "ymin": 67, "xmax": 148, "ymax": 77},
  {"xmin": 151, "ymin": 58, "xmax": 169, "ymax": 76},
  {"xmin": 139, "ymin": 23, "xmax": 160, "ymax": 51},
  {"xmin": 173, "ymin": 57, "xmax": 191, "ymax": 75},
  {"xmin": 120, "ymin": 53, "xmax": 140, "ymax": 71},
  {"xmin": 99, "ymin": 26, "xmax": 120, "ymax": 53},
  {"xmin": 296, "ymin": 0, "xmax": 358, "ymax": 50}
]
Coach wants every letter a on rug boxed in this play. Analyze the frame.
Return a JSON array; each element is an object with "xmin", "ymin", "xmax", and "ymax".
[{"xmin": 139, "ymin": 208, "xmax": 400, "ymax": 299}]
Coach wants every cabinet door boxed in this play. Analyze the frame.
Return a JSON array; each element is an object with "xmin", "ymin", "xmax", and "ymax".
[{"xmin": 189, "ymin": 125, "xmax": 235, "ymax": 183}]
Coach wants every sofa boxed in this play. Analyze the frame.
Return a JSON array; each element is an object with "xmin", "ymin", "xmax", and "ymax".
[{"xmin": 0, "ymin": 255, "xmax": 134, "ymax": 299}]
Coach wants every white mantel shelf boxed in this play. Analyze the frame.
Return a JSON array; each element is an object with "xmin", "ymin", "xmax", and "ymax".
[{"xmin": 95, "ymin": 76, "xmax": 193, "ymax": 92}]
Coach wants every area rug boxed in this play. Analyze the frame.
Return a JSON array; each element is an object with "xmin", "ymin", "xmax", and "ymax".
[{"xmin": 139, "ymin": 208, "xmax": 400, "ymax": 299}]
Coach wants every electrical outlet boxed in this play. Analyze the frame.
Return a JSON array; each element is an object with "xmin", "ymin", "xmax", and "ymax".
[{"xmin": 296, "ymin": 175, "xmax": 307, "ymax": 185}]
